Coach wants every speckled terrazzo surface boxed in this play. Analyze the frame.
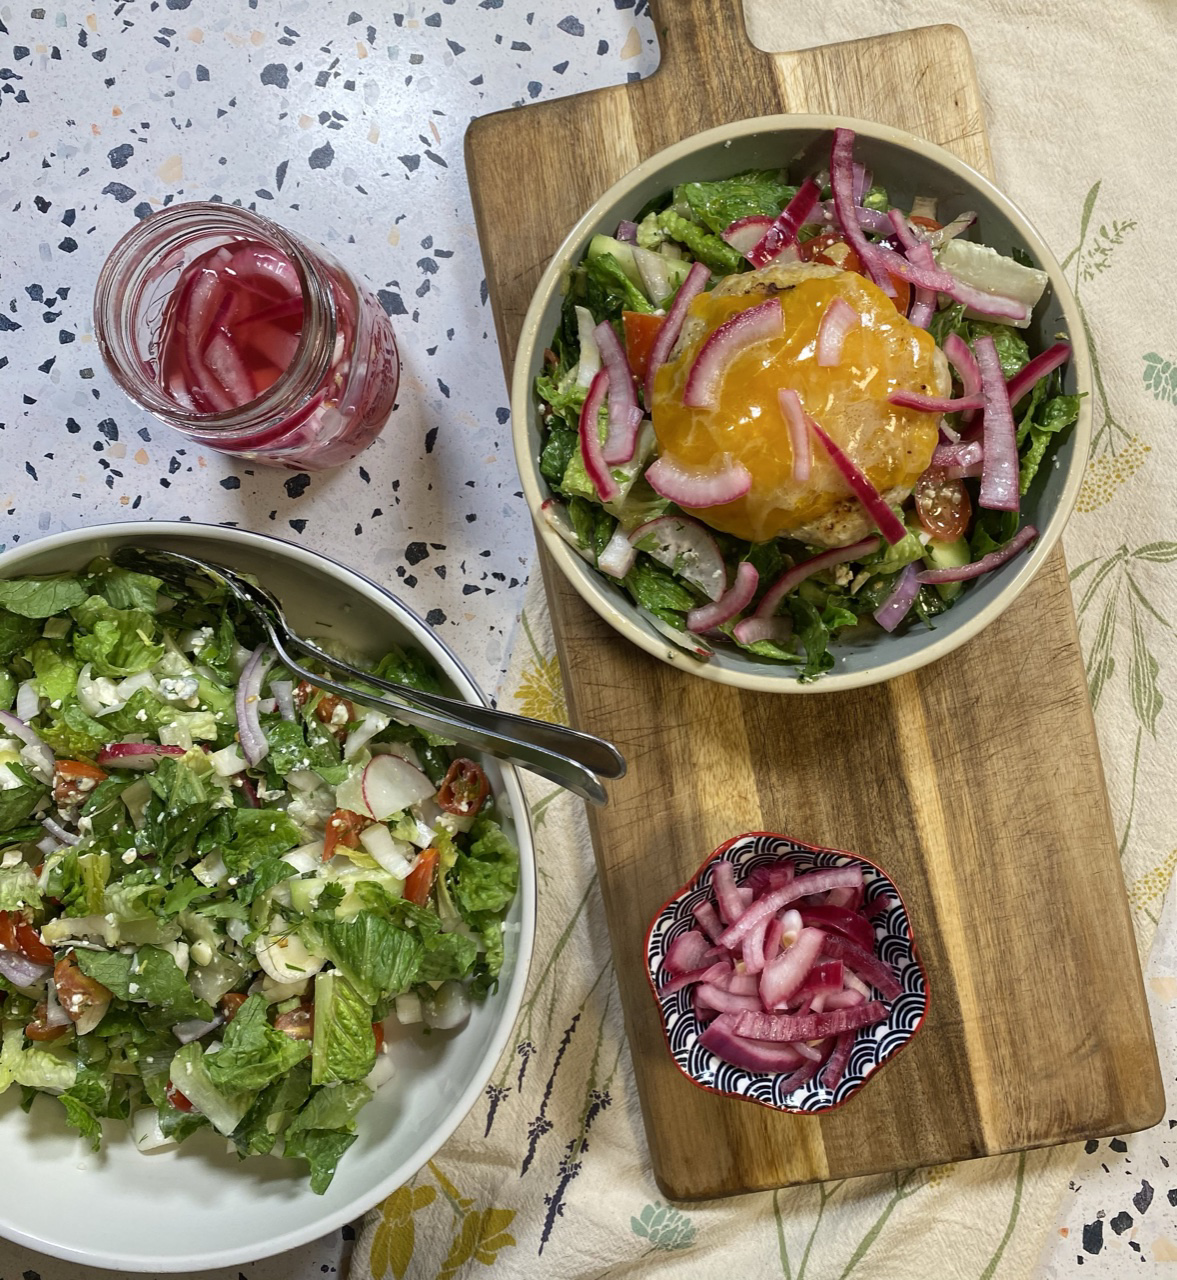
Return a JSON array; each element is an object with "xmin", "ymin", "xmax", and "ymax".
[
  {"xmin": 0, "ymin": 0, "xmax": 657, "ymax": 700},
  {"xmin": 3, "ymin": 3, "xmax": 1177, "ymax": 1278}
]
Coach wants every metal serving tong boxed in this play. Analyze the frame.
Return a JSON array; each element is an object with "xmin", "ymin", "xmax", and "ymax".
[{"xmin": 113, "ymin": 546, "xmax": 626, "ymax": 805}]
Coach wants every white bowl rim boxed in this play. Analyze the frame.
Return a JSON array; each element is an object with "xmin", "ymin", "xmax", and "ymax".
[
  {"xmin": 510, "ymin": 112, "xmax": 1092, "ymax": 693},
  {"xmin": 0, "ymin": 520, "xmax": 537, "ymax": 1272}
]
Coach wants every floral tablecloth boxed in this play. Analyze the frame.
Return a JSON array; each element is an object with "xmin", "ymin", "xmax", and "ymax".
[{"xmin": 0, "ymin": 3, "xmax": 1174, "ymax": 1279}]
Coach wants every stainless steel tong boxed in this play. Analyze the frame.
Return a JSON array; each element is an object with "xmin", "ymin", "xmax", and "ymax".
[{"xmin": 113, "ymin": 546, "xmax": 625, "ymax": 804}]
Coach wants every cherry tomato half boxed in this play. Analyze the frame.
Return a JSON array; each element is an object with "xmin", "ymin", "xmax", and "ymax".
[
  {"xmin": 274, "ymin": 1007, "xmax": 313, "ymax": 1040},
  {"xmin": 220, "ymin": 991, "xmax": 248, "ymax": 1021},
  {"xmin": 25, "ymin": 1002, "xmax": 68, "ymax": 1042},
  {"xmin": 437, "ymin": 758, "xmax": 489, "ymax": 817},
  {"xmin": 622, "ymin": 311, "xmax": 664, "ymax": 381},
  {"xmin": 913, "ymin": 466, "xmax": 972, "ymax": 541},
  {"xmin": 53, "ymin": 759, "xmax": 108, "ymax": 807},
  {"xmin": 323, "ymin": 808, "xmax": 369, "ymax": 861},
  {"xmin": 166, "ymin": 1082, "xmax": 197, "ymax": 1113},
  {"xmin": 403, "ymin": 847, "xmax": 439, "ymax": 908}
]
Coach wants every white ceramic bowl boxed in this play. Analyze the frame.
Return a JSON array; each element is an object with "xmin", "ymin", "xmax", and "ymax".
[
  {"xmin": 510, "ymin": 114, "xmax": 1092, "ymax": 692},
  {"xmin": 0, "ymin": 522, "xmax": 536, "ymax": 1273}
]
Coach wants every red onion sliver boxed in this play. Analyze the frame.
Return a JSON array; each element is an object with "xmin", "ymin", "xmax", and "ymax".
[
  {"xmin": 658, "ymin": 960, "xmax": 731, "ymax": 998},
  {"xmin": 699, "ymin": 1016, "xmax": 808, "ymax": 1073},
  {"xmin": 271, "ymin": 679, "xmax": 296, "ymax": 723},
  {"xmin": 646, "ymin": 452, "xmax": 751, "ymax": 509},
  {"xmin": 663, "ymin": 928, "xmax": 712, "ymax": 975},
  {"xmin": 824, "ymin": 988, "xmax": 868, "ymax": 1011},
  {"xmin": 697, "ymin": 984, "xmax": 763, "ymax": 1015},
  {"xmin": 0, "ymin": 709, "xmax": 54, "ymax": 780},
  {"xmin": 872, "ymin": 562, "xmax": 919, "ymax": 633},
  {"xmin": 819, "ymin": 935, "xmax": 902, "ymax": 1000},
  {"xmin": 41, "ymin": 816, "xmax": 78, "ymax": 847},
  {"xmin": 762, "ymin": 916, "xmax": 784, "ymax": 968},
  {"xmin": 932, "ymin": 440, "xmax": 983, "ymax": 471},
  {"xmin": 0, "ymin": 951, "xmax": 52, "ymax": 989},
  {"xmin": 746, "ymin": 177, "xmax": 821, "ymax": 269},
  {"xmin": 746, "ymin": 862, "xmax": 796, "ymax": 893},
  {"xmin": 821, "ymin": 1032, "xmax": 856, "ymax": 1089},
  {"xmin": 615, "ymin": 219, "xmax": 638, "ymax": 243},
  {"xmin": 683, "ymin": 297, "xmax": 782, "ymax": 409},
  {"xmin": 717, "ymin": 868, "xmax": 863, "ymax": 949},
  {"xmin": 758, "ymin": 928, "xmax": 828, "ymax": 1010},
  {"xmin": 797, "ymin": 904, "xmax": 876, "ymax": 953},
  {"xmin": 907, "ymin": 292, "xmax": 936, "ymax": 329},
  {"xmin": 869, "ymin": 241, "xmax": 955, "ymax": 293},
  {"xmin": 777, "ymin": 389, "xmax": 812, "ymax": 483},
  {"xmin": 685, "ymin": 562, "xmax": 758, "ymax": 634},
  {"xmin": 711, "ymin": 860, "xmax": 746, "ymax": 927},
  {"xmin": 842, "ymin": 971, "xmax": 873, "ymax": 1000},
  {"xmin": 594, "ymin": 320, "xmax": 644, "ymax": 465},
  {"xmin": 235, "ymin": 644, "xmax": 273, "ymax": 767},
  {"xmin": 975, "ymin": 335, "xmax": 1020, "ymax": 511},
  {"xmin": 733, "ymin": 999, "xmax": 888, "ymax": 1043},
  {"xmin": 710, "ymin": 970, "xmax": 759, "ymax": 996},
  {"xmin": 916, "ymin": 524, "xmax": 1038, "ymax": 584},
  {"xmin": 741, "ymin": 912, "xmax": 772, "ymax": 976},
  {"xmin": 96, "ymin": 742, "xmax": 186, "ymax": 770},
  {"xmin": 732, "ymin": 614, "xmax": 793, "ymax": 648},
  {"xmin": 944, "ymin": 277, "xmax": 1030, "ymax": 324},
  {"xmin": 888, "ymin": 390, "xmax": 985, "ymax": 414},
  {"xmin": 692, "ymin": 900, "xmax": 725, "ymax": 943},
  {"xmin": 791, "ymin": 960, "xmax": 844, "ymax": 1004},
  {"xmin": 830, "ymin": 128, "xmax": 894, "ymax": 293},
  {"xmin": 815, "ymin": 296, "xmax": 858, "ymax": 368},
  {"xmin": 644, "ymin": 260, "xmax": 709, "ymax": 404},
  {"xmin": 1005, "ymin": 341, "xmax": 1072, "ymax": 409},
  {"xmin": 942, "ymin": 332, "xmax": 982, "ymax": 398},
  {"xmin": 754, "ymin": 537, "xmax": 880, "ymax": 621},
  {"xmin": 577, "ymin": 368, "xmax": 619, "ymax": 502},
  {"xmin": 808, "ymin": 420, "xmax": 908, "ymax": 544}
]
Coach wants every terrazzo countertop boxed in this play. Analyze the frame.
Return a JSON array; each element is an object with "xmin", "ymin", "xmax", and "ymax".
[{"xmin": 2, "ymin": 3, "xmax": 1176, "ymax": 1279}]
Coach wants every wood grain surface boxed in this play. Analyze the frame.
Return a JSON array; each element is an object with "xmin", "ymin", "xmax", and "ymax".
[{"xmin": 465, "ymin": 2, "xmax": 1163, "ymax": 1200}]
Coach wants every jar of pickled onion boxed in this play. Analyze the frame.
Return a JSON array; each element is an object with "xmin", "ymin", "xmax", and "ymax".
[{"xmin": 93, "ymin": 203, "xmax": 399, "ymax": 470}]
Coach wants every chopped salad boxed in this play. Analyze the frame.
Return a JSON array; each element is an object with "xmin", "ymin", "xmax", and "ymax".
[
  {"xmin": 534, "ymin": 126, "xmax": 1081, "ymax": 679},
  {"xmin": 0, "ymin": 559, "xmax": 518, "ymax": 1192}
]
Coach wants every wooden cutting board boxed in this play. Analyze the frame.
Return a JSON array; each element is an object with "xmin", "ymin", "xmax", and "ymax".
[{"xmin": 465, "ymin": 4, "xmax": 1163, "ymax": 1199}]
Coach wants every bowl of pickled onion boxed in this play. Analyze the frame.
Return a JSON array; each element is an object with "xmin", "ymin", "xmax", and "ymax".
[
  {"xmin": 644, "ymin": 831, "xmax": 928, "ymax": 1112},
  {"xmin": 510, "ymin": 115, "xmax": 1091, "ymax": 691}
]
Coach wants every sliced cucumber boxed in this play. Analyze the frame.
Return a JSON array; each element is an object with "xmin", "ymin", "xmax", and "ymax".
[{"xmin": 923, "ymin": 535, "xmax": 970, "ymax": 601}]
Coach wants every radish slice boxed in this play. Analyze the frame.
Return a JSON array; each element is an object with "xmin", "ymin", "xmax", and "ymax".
[
  {"xmin": 644, "ymin": 260, "xmax": 710, "ymax": 404},
  {"xmin": 758, "ymin": 927, "xmax": 826, "ymax": 1010},
  {"xmin": 873, "ymin": 563, "xmax": 920, "ymax": 633},
  {"xmin": 815, "ymin": 296, "xmax": 858, "ymax": 367},
  {"xmin": 683, "ymin": 297, "xmax": 782, "ymax": 409},
  {"xmin": 975, "ymin": 335, "xmax": 1020, "ymax": 511},
  {"xmin": 916, "ymin": 524, "xmax": 1038, "ymax": 584},
  {"xmin": 628, "ymin": 515, "xmax": 726, "ymax": 602},
  {"xmin": 577, "ymin": 368, "xmax": 619, "ymax": 502},
  {"xmin": 1005, "ymin": 340, "xmax": 1072, "ymax": 409},
  {"xmin": 777, "ymin": 389, "xmax": 812, "ymax": 483},
  {"xmin": 596, "ymin": 526, "xmax": 637, "ymax": 579},
  {"xmin": 685, "ymin": 562, "xmax": 758, "ymax": 633},
  {"xmin": 96, "ymin": 742, "xmax": 186, "ymax": 770},
  {"xmin": 888, "ymin": 390, "xmax": 985, "ymax": 414},
  {"xmin": 746, "ymin": 177, "xmax": 822, "ymax": 269},
  {"xmin": 732, "ymin": 614, "xmax": 793, "ymax": 648},
  {"xmin": 734, "ymin": 1000, "xmax": 887, "ymax": 1043},
  {"xmin": 754, "ymin": 537, "xmax": 880, "ymax": 621},
  {"xmin": 361, "ymin": 753, "xmax": 436, "ymax": 820},
  {"xmin": 721, "ymin": 215, "xmax": 775, "ymax": 260},
  {"xmin": 594, "ymin": 320, "xmax": 644, "ymax": 465},
  {"xmin": 808, "ymin": 419, "xmax": 908, "ymax": 545},
  {"xmin": 646, "ymin": 453, "xmax": 751, "ymax": 509},
  {"xmin": 540, "ymin": 499, "xmax": 595, "ymax": 564}
]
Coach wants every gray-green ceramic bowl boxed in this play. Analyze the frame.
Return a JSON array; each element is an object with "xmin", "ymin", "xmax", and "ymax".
[{"xmin": 510, "ymin": 114, "xmax": 1091, "ymax": 693}]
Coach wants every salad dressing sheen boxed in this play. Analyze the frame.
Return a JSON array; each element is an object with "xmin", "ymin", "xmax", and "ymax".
[{"xmin": 650, "ymin": 270, "xmax": 944, "ymax": 545}]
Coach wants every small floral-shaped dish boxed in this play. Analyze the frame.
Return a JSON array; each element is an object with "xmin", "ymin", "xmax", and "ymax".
[{"xmin": 645, "ymin": 831, "xmax": 929, "ymax": 1112}]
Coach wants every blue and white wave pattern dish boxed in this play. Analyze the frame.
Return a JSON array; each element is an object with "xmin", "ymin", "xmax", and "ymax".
[{"xmin": 646, "ymin": 832, "xmax": 928, "ymax": 1113}]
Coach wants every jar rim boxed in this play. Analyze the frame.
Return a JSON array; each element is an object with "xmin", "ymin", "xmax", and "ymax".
[{"xmin": 92, "ymin": 201, "xmax": 336, "ymax": 438}]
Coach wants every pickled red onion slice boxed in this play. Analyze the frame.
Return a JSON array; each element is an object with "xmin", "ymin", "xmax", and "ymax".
[
  {"xmin": 577, "ymin": 369, "xmax": 619, "ymax": 502},
  {"xmin": 683, "ymin": 296, "xmax": 782, "ymax": 409},
  {"xmin": 594, "ymin": 320, "xmax": 644, "ymax": 466},
  {"xmin": 808, "ymin": 419, "xmax": 908, "ymax": 545},
  {"xmin": 975, "ymin": 334, "xmax": 1020, "ymax": 511},
  {"xmin": 643, "ymin": 260, "xmax": 710, "ymax": 405},
  {"xmin": 916, "ymin": 524, "xmax": 1039, "ymax": 584},
  {"xmin": 815, "ymin": 296, "xmax": 858, "ymax": 367},
  {"xmin": 645, "ymin": 452, "xmax": 751, "ymax": 509},
  {"xmin": 685, "ymin": 561, "xmax": 758, "ymax": 634},
  {"xmin": 777, "ymin": 388, "xmax": 812, "ymax": 484},
  {"xmin": 754, "ymin": 538, "xmax": 880, "ymax": 621}
]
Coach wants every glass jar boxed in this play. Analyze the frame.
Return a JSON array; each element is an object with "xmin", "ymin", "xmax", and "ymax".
[{"xmin": 93, "ymin": 203, "xmax": 399, "ymax": 471}]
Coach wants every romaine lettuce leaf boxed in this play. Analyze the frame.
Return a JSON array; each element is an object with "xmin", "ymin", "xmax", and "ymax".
[
  {"xmin": 169, "ymin": 1041, "xmax": 255, "ymax": 1136},
  {"xmin": 221, "ymin": 808, "xmax": 302, "ymax": 876},
  {"xmin": 0, "ymin": 1022, "xmax": 78, "ymax": 1094},
  {"xmin": 0, "ymin": 861, "xmax": 40, "ymax": 911},
  {"xmin": 676, "ymin": 170, "xmax": 796, "ymax": 235},
  {"xmin": 283, "ymin": 1080, "xmax": 372, "ymax": 1194},
  {"xmin": 232, "ymin": 1059, "xmax": 312, "ymax": 1157},
  {"xmin": 310, "ymin": 971, "xmax": 376, "ymax": 1086},
  {"xmin": 204, "ymin": 994, "xmax": 310, "ymax": 1093},
  {"xmin": 0, "ymin": 576, "xmax": 88, "ymax": 619},
  {"xmin": 0, "ymin": 609, "xmax": 41, "ymax": 660},
  {"xmin": 0, "ymin": 760, "xmax": 48, "ymax": 834},
  {"xmin": 451, "ymin": 816, "xmax": 519, "ymax": 917},
  {"xmin": 312, "ymin": 912, "xmax": 421, "ymax": 1004},
  {"xmin": 72, "ymin": 598, "xmax": 164, "ymax": 677}
]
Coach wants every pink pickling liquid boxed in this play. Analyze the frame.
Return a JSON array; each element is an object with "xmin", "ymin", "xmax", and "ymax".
[{"xmin": 152, "ymin": 238, "xmax": 398, "ymax": 469}]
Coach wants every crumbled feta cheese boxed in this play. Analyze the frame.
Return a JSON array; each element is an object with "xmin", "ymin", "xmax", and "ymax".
[
  {"xmin": 135, "ymin": 708, "xmax": 149, "ymax": 722},
  {"xmin": 128, "ymin": 982, "xmax": 139, "ymax": 995},
  {"xmin": 121, "ymin": 850, "xmax": 137, "ymax": 865}
]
